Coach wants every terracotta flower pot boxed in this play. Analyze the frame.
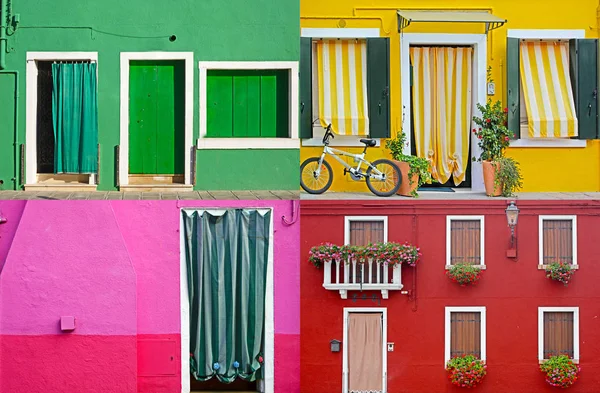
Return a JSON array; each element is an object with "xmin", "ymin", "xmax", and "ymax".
[
  {"xmin": 392, "ymin": 160, "xmax": 419, "ymax": 197},
  {"xmin": 482, "ymin": 160, "xmax": 502, "ymax": 197}
]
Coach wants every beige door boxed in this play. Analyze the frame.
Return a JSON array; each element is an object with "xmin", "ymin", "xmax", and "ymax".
[{"xmin": 347, "ymin": 313, "xmax": 384, "ymax": 393}]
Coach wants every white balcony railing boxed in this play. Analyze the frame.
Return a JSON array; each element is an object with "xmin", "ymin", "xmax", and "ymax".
[{"xmin": 322, "ymin": 258, "xmax": 403, "ymax": 299}]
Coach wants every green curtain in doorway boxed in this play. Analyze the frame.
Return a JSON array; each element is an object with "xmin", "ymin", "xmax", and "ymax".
[
  {"xmin": 183, "ymin": 209, "xmax": 271, "ymax": 384},
  {"xmin": 52, "ymin": 62, "xmax": 98, "ymax": 174}
]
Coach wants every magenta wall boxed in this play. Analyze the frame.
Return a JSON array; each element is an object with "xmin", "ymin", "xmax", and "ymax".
[{"xmin": 0, "ymin": 200, "xmax": 300, "ymax": 393}]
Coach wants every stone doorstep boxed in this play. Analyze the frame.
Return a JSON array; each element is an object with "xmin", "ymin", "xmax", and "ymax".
[
  {"xmin": 23, "ymin": 183, "xmax": 98, "ymax": 192},
  {"xmin": 119, "ymin": 184, "xmax": 194, "ymax": 192}
]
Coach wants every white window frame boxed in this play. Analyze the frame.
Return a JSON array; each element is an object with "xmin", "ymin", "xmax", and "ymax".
[
  {"xmin": 344, "ymin": 216, "xmax": 389, "ymax": 245},
  {"xmin": 197, "ymin": 61, "xmax": 299, "ymax": 150},
  {"xmin": 538, "ymin": 215, "xmax": 578, "ymax": 269},
  {"xmin": 342, "ymin": 307, "xmax": 387, "ymax": 393},
  {"xmin": 444, "ymin": 306, "xmax": 487, "ymax": 365},
  {"xmin": 446, "ymin": 216, "xmax": 485, "ymax": 269},
  {"xmin": 25, "ymin": 51, "xmax": 99, "ymax": 186},
  {"xmin": 401, "ymin": 33, "xmax": 487, "ymax": 192},
  {"xmin": 538, "ymin": 307, "xmax": 580, "ymax": 363},
  {"xmin": 300, "ymin": 28, "xmax": 381, "ymax": 147},
  {"xmin": 507, "ymin": 29, "xmax": 587, "ymax": 149},
  {"xmin": 180, "ymin": 208, "xmax": 274, "ymax": 393},
  {"xmin": 119, "ymin": 52, "xmax": 194, "ymax": 187}
]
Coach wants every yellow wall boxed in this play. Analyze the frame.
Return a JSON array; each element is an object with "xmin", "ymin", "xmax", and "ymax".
[{"xmin": 300, "ymin": 0, "xmax": 600, "ymax": 192}]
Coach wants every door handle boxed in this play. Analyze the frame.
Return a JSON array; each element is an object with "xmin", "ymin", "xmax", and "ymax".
[{"xmin": 301, "ymin": 102, "xmax": 305, "ymax": 113}]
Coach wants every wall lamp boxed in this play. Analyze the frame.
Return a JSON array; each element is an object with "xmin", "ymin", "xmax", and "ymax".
[{"xmin": 505, "ymin": 201, "xmax": 519, "ymax": 258}]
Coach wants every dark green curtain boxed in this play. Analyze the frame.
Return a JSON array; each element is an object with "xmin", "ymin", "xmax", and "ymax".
[
  {"xmin": 183, "ymin": 209, "xmax": 271, "ymax": 384},
  {"xmin": 52, "ymin": 62, "xmax": 99, "ymax": 174}
]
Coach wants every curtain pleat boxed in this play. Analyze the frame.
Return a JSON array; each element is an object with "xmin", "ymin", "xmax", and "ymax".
[
  {"xmin": 410, "ymin": 47, "xmax": 472, "ymax": 185},
  {"xmin": 52, "ymin": 62, "xmax": 98, "ymax": 174},
  {"xmin": 183, "ymin": 209, "xmax": 271, "ymax": 383}
]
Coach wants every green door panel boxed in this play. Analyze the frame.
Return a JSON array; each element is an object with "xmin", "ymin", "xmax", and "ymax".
[{"xmin": 129, "ymin": 60, "xmax": 184, "ymax": 175}]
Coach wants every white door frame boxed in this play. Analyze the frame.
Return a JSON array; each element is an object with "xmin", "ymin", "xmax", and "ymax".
[
  {"xmin": 25, "ymin": 51, "xmax": 99, "ymax": 185},
  {"xmin": 342, "ymin": 307, "xmax": 387, "ymax": 393},
  {"xmin": 180, "ymin": 209, "xmax": 274, "ymax": 393},
  {"xmin": 119, "ymin": 52, "xmax": 194, "ymax": 186},
  {"xmin": 400, "ymin": 33, "xmax": 487, "ymax": 192}
]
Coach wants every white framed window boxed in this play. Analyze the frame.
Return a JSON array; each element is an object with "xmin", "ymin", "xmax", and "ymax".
[
  {"xmin": 444, "ymin": 306, "xmax": 486, "ymax": 365},
  {"xmin": 538, "ymin": 307, "xmax": 580, "ymax": 363},
  {"xmin": 344, "ymin": 216, "xmax": 388, "ymax": 246},
  {"xmin": 446, "ymin": 216, "xmax": 485, "ymax": 268},
  {"xmin": 301, "ymin": 28, "xmax": 381, "ymax": 147},
  {"xmin": 538, "ymin": 215, "xmax": 578, "ymax": 269},
  {"xmin": 197, "ymin": 61, "xmax": 299, "ymax": 150},
  {"xmin": 507, "ymin": 29, "xmax": 587, "ymax": 148}
]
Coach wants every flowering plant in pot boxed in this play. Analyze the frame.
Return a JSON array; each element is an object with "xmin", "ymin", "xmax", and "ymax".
[
  {"xmin": 446, "ymin": 355, "xmax": 487, "ymax": 388},
  {"xmin": 386, "ymin": 129, "xmax": 433, "ymax": 197},
  {"xmin": 308, "ymin": 243, "xmax": 347, "ymax": 268},
  {"xmin": 446, "ymin": 263, "xmax": 483, "ymax": 286},
  {"xmin": 540, "ymin": 355, "xmax": 580, "ymax": 388},
  {"xmin": 309, "ymin": 242, "xmax": 422, "ymax": 268},
  {"xmin": 545, "ymin": 261, "xmax": 575, "ymax": 285}
]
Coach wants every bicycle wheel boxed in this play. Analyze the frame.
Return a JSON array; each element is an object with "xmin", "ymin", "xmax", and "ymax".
[
  {"xmin": 365, "ymin": 159, "xmax": 401, "ymax": 197},
  {"xmin": 300, "ymin": 157, "xmax": 333, "ymax": 194}
]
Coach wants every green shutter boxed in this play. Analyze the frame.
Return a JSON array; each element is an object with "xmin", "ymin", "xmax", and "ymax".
[
  {"xmin": 570, "ymin": 38, "xmax": 599, "ymax": 139},
  {"xmin": 506, "ymin": 37, "xmax": 520, "ymax": 139},
  {"xmin": 300, "ymin": 37, "xmax": 313, "ymax": 139},
  {"xmin": 367, "ymin": 37, "xmax": 391, "ymax": 138}
]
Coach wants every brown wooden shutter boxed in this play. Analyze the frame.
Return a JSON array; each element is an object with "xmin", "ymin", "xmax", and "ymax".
[
  {"xmin": 544, "ymin": 312, "xmax": 574, "ymax": 358},
  {"xmin": 450, "ymin": 220, "xmax": 481, "ymax": 265},
  {"xmin": 350, "ymin": 221, "xmax": 385, "ymax": 246},
  {"xmin": 542, "ymin": 220, "xmax": 573, "ymax": 265},
  {"xmin": 450, "ymin": 312, "xmax": 481, "ymax": 358}
]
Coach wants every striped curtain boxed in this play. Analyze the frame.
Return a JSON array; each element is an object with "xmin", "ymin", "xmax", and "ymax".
[
  {"xmin": 520, "ymin": 41, "xmax": 578, "ymax": 138},
  {"xmin": 411, "ymin": 47, "xmax": 472, "ymax": 186},
  {"xmin": 316, "ymin": 39, "xmax": 369, "ymax": 136}
]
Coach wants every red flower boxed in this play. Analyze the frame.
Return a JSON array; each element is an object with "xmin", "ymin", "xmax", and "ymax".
[
  {"xmin": 503, "ymin": 107, "xmax": 508, "ymax": 113},
  {"xmin": 478, "ymin": 135, "xmax": 482, "ymax": 139},
  {"xmin": 258, "ymin": 356, "xmax": 264, "ymax": 363},
  {"xmin": 486, "ymin": 119, "xmax": 491, "ymax": 123},
  {"xmin": 504, "ymin": 136, "xmax": 509, "ymax": 141}
]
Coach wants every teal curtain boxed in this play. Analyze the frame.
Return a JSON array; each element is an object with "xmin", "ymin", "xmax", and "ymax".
[
  {"xmin": 183, "ymin": 209, "xmax": 271, "ymax": 384},
  {"xmin": 52, "ymin": 62, "xmax": 98, "ymax": 174}
]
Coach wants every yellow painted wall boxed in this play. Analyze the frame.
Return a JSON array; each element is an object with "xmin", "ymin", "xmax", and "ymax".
[{"xmin": 300, "ymin": 0, "xmax": 600, "ymax": 192}]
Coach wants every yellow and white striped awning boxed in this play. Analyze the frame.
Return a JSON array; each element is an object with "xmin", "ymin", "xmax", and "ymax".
[
  {"xmin": 520, "ymin": 41, "xmax": 578, "ymax": 138},
  {"xmin": 316, "ymin": 39, "xmax": 370, "ymax": 136}
]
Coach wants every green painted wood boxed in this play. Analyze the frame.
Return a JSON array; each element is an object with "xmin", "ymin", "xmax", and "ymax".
[
  {"xmin": 570, "ymin": 39, "xmax": 599, "ymax": 139},
  {"xmin": 366, "ymin": 37, "xmax": 390, "ymax": 138},
  {"xmin": 129, "ymin": 60, "xmax": 184, "ymax": 175},
  {"xmin": 299, "ymin": 37, "xmax": 313, "ymax": 139},
  {"xmin": 506, "ymin": 37, "xmax": 520, "ymax": 139},
  {"xmin": 206, "ymin": 70, "xmax": 289, "ymax": 138}
]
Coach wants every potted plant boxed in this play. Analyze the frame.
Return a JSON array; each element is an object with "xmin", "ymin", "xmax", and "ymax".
[
  {"xmin": 308, "ymin": 243, "xmax": 346, "ymax": 268},
  {"xmin": 472, "ymin": 98, "xmax": 515, "ymax": 196},
  {"xmin": 545, "ymin": 261, "xmax": 576, "ymax": 286},
  {"xmin": 386, "ymin": 130, "xmax": 433, "ymax": 197},
  {"xmin": 494, "ymin": 156, "xmax": 523, "ymax": 197},
  {"xmin": 540, "ymin": 355, "xmax": 580, "ymax": 388},
  {"xmin": 309, "ymin": 242, "xmax": 422, "ymax": 268},
  {"xmin": 446, "ymin": 355, "xmax": 487, "ymax": 388},
  {"xmin": 446, "ymin": 263, "xmax": 483, "ymax": 286}
]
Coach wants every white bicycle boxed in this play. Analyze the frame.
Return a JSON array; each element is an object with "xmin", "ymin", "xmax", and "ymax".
[{"xmin": 300, "ymin": 124, "xmax": 402, "ymax": 197}]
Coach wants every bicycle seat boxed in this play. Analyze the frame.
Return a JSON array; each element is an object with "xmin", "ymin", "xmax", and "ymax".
[{"xmin": 360, "ymin": 138, "xmax": 376, "ymax": 147}]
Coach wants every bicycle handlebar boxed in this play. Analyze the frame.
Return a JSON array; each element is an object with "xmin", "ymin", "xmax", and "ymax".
[{"xmin": 322, "ymin": 124, "xmax": 335, "ymax": 145}]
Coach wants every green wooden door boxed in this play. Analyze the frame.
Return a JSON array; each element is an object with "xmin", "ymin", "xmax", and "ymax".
[{"xmin": 129, "ymin": 60, "xmax": 185, "ymax": 175}]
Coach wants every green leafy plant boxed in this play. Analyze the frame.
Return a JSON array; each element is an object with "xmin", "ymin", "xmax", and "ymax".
[
  {"xmin": 446, "ymin": 355, "xmax": 487, "ymax": 388},
  {"xmin": 545, "ymin": 261, "xmax": 575, "ymax": 286},
  {"xmin": 472, "ymin": 99, "xmax": 513, "ymax": 162},
  {"xmin": 386, "ymin": 129, "xmax": 433, "ymax": 197},
  {"xmin": 540, "ymin": 355, "xmax": 580, "ymax": 388},
  {"xmin": 495, "ymin": 157, "xmax": 523, "ymax": 197},
  {"xmin": 308, "ymin": 242, "xmax": 422, "ymax": 268},
  {"xmin": 446, "ymin": 263, "xmax": 483, "ymax": 286}
]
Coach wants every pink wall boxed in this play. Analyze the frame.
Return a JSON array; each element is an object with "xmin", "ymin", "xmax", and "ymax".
[{"xmin": 0, "ymin": 200, "xmax": 300, "ymax": 393}]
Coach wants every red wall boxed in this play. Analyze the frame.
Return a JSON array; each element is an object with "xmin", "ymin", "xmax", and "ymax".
[{"xmin": 300, "ymin": 200, "xmax": 600, "ymax": 393}]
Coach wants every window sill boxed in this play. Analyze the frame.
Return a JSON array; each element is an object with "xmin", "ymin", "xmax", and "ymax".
[
  {"xmin": 538, "ymin": 264, "xmax": 579, "ymax": 270},
  {"xmin": 197, "ymin": 138, "xmax": 300, "ymax": 150},
  {"xmin": 446, "ymin": 265, "xmax": 486, "ymax": 270},
  {"xmin": 510, "ymin": 139, "xmax": 587, "ymax": 148},
  {"xmin": 539, "ymin": 359, "xmax": 579, "ymax": 364}
]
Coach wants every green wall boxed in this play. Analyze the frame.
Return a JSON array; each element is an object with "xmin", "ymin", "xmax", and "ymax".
[
  {"xmin": 0, "ymin": 0, "xmax": 299, "ymax": 190},
  {"xmin": 196, "ymin": 149, "xmax": 299, "ymax": 190}
]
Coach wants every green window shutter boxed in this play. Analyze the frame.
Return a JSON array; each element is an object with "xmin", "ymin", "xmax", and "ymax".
[
  {"xmin": 367, "ymin": 37, "xmax": 391, "ymax": 138},
  {"xmin": 506, "ymin": 37, "xmax": 520, "ymax": 139},
  {"xmin": 570, "ymin": 38, "xmax": 599, "ymax": 139},
  {"xmin": 300, "ymin": 37, "xmax": 313, "ymax": 139}
]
